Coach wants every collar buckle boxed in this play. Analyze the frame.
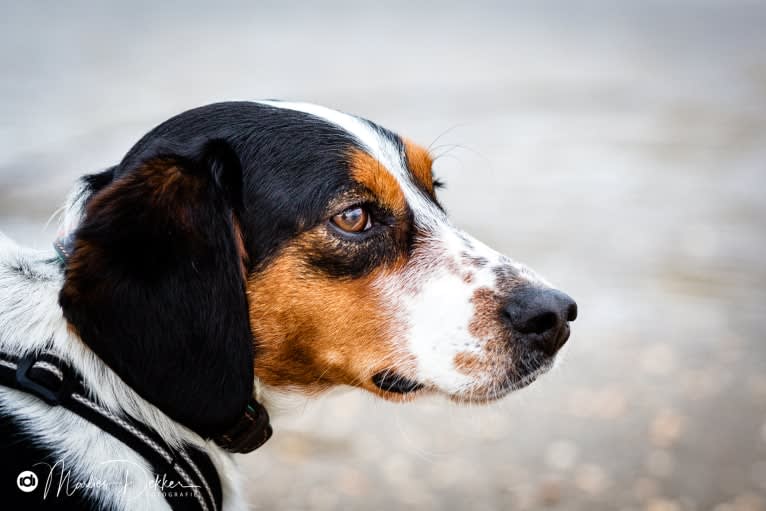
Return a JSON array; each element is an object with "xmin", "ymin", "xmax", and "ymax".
[{"xmin": 213, "ymin": 398, "xmax": 272, "ymax": 453}]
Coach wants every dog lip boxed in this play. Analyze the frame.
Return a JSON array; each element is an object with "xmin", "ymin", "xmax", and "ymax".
[
  {"xmin": 480, "ymin": 359, "xmax": 555, "ymax": 400},
  {"xmin": 448, "ymin": 366, "xmax": 549, "ymax": 403},
  {"xmin": 371, "ymin": 371, "xmax": 424, "ymax": 394}
]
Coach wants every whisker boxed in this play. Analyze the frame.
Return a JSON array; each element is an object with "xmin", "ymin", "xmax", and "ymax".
[{"xmin": 426, "ymin": 123, "xmax": 468, "ymax": 154}]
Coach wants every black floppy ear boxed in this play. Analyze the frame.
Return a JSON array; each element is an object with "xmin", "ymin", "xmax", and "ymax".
[{"xmin": 59, "ymin": 138, "xmax": 253, "ymax": 438}]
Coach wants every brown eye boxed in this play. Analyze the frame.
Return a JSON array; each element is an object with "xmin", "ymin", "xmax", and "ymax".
[{"xmin": 331, "ymin": 206, "xmax": 371, "ymax": 233}]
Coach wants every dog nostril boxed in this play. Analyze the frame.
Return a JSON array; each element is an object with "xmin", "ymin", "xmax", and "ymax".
[
  {"xmin": 503, "ymin": 287, "xmax": 577, "ymax": 353},
  {"xmin": 521, "ymin": 310, "xmax": 559, "ymax": 335},
  {"xmin": 567, "ymin": 302, "xmax": 578, "ymax": 322}
]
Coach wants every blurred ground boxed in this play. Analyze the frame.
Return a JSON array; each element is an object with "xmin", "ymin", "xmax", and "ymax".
[{"xmin": 1, "ymin": 1, "xmax": 765, "ymax": 510}]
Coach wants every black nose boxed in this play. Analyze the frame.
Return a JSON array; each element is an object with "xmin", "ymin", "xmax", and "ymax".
[{"xmin": 503, "ymin": 287, "xmax": 577, "ymax": 355}]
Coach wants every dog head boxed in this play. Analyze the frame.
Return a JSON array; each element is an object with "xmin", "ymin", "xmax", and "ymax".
[{"xmin": 59, "ymin": 101, "xmax": 576, "ymax": 439}]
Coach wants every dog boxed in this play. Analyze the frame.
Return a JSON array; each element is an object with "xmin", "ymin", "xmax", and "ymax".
[{"xmin": 0, "ymin": 100, "xmax": 577, "ymax": 510}]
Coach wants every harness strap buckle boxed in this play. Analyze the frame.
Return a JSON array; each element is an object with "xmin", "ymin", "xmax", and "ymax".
[{"xmin": 15, "ymin": 354, "xmax": 75, "ymax": 405}]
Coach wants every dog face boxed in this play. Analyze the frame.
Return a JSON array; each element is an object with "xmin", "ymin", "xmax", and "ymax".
[
  {"xmin": 60, "ymin": 101, "xmax": 576, "ymax": 438},
  {"xmin": 245, "ymin": 102, "xmax": 577, "ymax": 403}
]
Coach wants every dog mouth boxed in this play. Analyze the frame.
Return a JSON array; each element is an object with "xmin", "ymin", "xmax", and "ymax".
[
  {"xmin": 371, "ymin": 371, "xmax": 424, "ymax": 394},
  {"xmin": 444, "ymin": 355, "xmax": 556, "ymax": 403},
  {"xmin": 371, "ymin": 354, "xmax": 554, "ymax": 401},
  {"xmin": 500, "ymin": 361, "xmax": 553, "ymax": 394}
]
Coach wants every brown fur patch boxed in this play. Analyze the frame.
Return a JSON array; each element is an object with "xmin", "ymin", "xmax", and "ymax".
[
  {"xmin": 232, "ymin": 215, "xmax": 249, "ymax": 280},
  {"xmin": 247, "ymin": 229, "xmax": 415, "ymax": 398},
  {"xmin": 403, "ymin": 139, "xmax": 434, "ymax": 193},
  {"xmin": 468, "ymin": 288, "xmax": 506, "ymax": 347},
  {"xmin": 121, "ymin": 158, "xmax": 205, "ymax": 230},
  {"xmin": 348, "ymin": 147, "xmax": 407, "ymax": 215},
  {"xmin": 452, "ymin": 286, "xmax": 517, "ymax": 384},
  {"xmin": 454, "ymin": 352, "xmax": 484, "ymax": 374},
  {"xmin": 143, "ymin": 161, "xmax": 185, "ymax": 194}
]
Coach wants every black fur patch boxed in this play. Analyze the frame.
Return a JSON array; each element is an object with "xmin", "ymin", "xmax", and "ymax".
[{"xmin": 60, "ymin": 137, "xmax": 253, "ymax": 438}]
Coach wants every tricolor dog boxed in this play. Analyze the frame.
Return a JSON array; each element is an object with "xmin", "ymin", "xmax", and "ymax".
[{"xmin": 0, "ymin": 101, "xmax": 577, "ymax": 510}]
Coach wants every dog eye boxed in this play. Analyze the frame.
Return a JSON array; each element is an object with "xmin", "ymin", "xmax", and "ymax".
[{"xmin": 331, "ymin": 206, "xmax": 371, "ymax": 233}]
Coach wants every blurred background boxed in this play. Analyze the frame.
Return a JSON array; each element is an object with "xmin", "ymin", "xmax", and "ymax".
[{"xmin": 1, "ymin": 1, "xmax": 765, "ymax": 509}]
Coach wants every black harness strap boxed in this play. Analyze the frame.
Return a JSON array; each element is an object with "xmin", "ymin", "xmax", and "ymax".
[{"xmin": 0, "ymin": 350, "xmax": 222, "ymax": 511}]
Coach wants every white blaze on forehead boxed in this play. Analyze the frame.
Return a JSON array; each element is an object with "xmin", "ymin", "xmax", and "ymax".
[{"xmin": 256, "ymin": 100, "xmax": 445, "ymax": 230}]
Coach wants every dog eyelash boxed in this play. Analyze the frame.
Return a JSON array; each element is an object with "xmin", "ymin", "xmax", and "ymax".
[{"xmin": 433, "ymin": 178, "xmax": 446, "ymax": 189}]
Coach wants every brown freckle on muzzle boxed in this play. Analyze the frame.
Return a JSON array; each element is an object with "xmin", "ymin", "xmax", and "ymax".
[
  {"xmin": 453, "ymin": 297, "xmax": 501, "ymax": 377},
  {"xmin": 469, "ymin": 287, "xmax": 512, "ymax": 356},
  {"xmin": 455, "ymin": 278, "xmax": 526, "ymax": 378},
  {"xmin": 454, "ymin": 351, "xmax": 484, "ymax": 375}
]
